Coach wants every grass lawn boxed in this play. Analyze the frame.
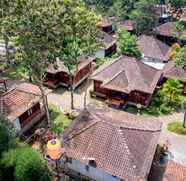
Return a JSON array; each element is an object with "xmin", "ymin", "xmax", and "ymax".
[
  {"xmin": 123, "ymin": 105, "xmax": 160, "ymax": 117},
  {"xmin": 49, "ymin": 104, "xmax": 73, "ymax": 135},
  {"xmin": 167, "ymin": 121, "xmax": 186, "ymax": 135}
]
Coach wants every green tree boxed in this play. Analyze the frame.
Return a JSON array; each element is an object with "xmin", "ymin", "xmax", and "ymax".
[
  {"xmin": 58, "ymin": 0, "xmax": 101, "ymax": 109},
  {"xmin": 117, "ymin": 28, "xmax": 141, "ymax": 58},
  {"xmin": 175, "ymin": 46, "xmax": 186, "ymax": 69},
  {"xmin": 0, "ymin": 114, "xmax": 14, "ymax": 156},
  {"xmin": 15, "ymin": 0, "xmax": 63, "ymax": 124},
  {"xmin": 162, "ymin": 79, "xmax": 183, "ymax": 104},
  {"xmin": 109, "ymin": 0, "xmax": 137, "ymax": 20},
  {"xmin": 1, "ymin": 147, "xmax": 51, "ymax": 181},
  {"xmin": 130, "ymin": 0, "xmax": 157, "ymax": 34},
  {"xmin": 0, "ymin": 0, "xmax": 17, "ymax": 65},
  {"xmin": 169, "ymin": 0, "xmax": 186, "ymax": 9}
]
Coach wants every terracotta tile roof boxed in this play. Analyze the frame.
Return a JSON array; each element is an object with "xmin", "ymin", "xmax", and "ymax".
[
  {"xmin": 138, "ymin": 35, "xmax": 171, "ymax": 61},
  {"xmin": 163, "ymin": 62, "xmax": 186, "ymax": 82},
  {"xmin": 63, "ymin": 105, "xmax": 162, "ymax": 180},
  {"xmin": 119, "ymin": 20, "xmax": 134, "ymax": 31},
  {"xmin": 47, "ymin": 56, "xmax": 95, "ymax": 74},
  {"xmin": 163, "ymin": 161, "xmax": 186, "ymax": 181},
  {"xmin": 91, "ymin": 56, "xmax": 162, "ymax": 94},
  {"xmin": 0, "ymin": 83, "xmax": 41, "ymax": 121}
]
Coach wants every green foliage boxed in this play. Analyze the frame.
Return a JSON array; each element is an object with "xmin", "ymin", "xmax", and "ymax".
[
  {"xmin": 58, "ymin": 0, "xmax": 101, "ymax": 74},
  {"xmin": 168, "ymin": 122, "xmax": 186, "ymax": 135},
  {"xmin": 169, "ymin": 0, "xmax": 186, "ymax": 9},
  {"xmin": 161, "ymin": 79, "xmax": 183, "ymax": 104},
  {"xmin": 108, "ymin": 0, "xmax": 136, "ymax": 20},
  {"xmin": 0, "ymin": 147, "xmax": 51, "ymax": 181},
  {"xmin": 130, "ymin": 0, "xmax": 157, "ymax": 34},
  {"xmin": 15, "ymin": 0, "xmax": 59, "ymax": 82},
  {"xmin": 49, "ymin": 104, "xmax": 73, "ymax": 135},
  {"xmin": 0, "ymin": 115, "xmax": 12, "ymax": 156},
  {"xmin": 176, "ymin": 46, "xmax": 186, "ymax": 70},
  {"xmin": 117, "ymin": 28, "xmax": 141, "ymax": 58}
]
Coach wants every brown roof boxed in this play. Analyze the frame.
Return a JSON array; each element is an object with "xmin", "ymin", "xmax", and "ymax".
[
  {"xmin": 155, "ymin": 22, "xmax": 186, "ymax": 37},
  {"xmin": 155, "ymin": 22, "xmax": 175, "ymax": 37},
  {"xmin": 47, "ymin": 56, "xmax": 95, "ymax": 74},
  {"xmin": 119, "ymin": 20, "xmax": 134, "ymax": 31},
  {"xmin": 99, "ymin": 17, "xmax": 112, "ymax": 28},
  {"xmin": 0, "ymin": 83, "xmax": 41, "ymax": 121},
  {"xmin": 163, "ymin": 61, "xmax": 186, "ymax": 82},
  {"xmin": 101, "ymin": 33, "xmax": 116, "ymax": 49},
  {"xmin": 91, "ymin": 56, "xmax": 162, "ymax": 94},
  {"xmin": 163, "ymin": 161, "xmax": 186, "ymax": 181},
  {"xmin": 138, "ymin": 35, "xmax": 171, "ymax": 61},
  {"xmin": 63, "ymin": 105, "xmax": 162, "ymax": 180}
]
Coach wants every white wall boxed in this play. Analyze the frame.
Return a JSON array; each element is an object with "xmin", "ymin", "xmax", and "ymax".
[
  {"xmin": 13, "ymin": 118, "xmax": 21, "ymax": 132},
  {"xmin": 66, "ymin": 159, "xmax": 121, "ymax": 181},
  {"xmin": 95, "ymin": 49, "xmax": 105, "ymax": 58}
]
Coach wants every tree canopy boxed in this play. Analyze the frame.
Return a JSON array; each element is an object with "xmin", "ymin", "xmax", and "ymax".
[
  {"xmin": 1, "ymin": 147, "xmax": 51, "ymax": 181},
  {"xmin": 169, "ymin": 0, "xmax": 186, "ymax": 9},
  {"xmin": 130, "ymin": 0, "xmax": 157, "ymax": 34},
  {"xmin": 117, "ymin": 28, "xmax": 141, "ymax": 58},
  {"xmin": 175, "ymin": 46, "xmax": 186, "ymax": 69}
]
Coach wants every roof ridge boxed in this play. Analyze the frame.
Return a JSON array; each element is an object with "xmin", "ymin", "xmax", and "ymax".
[
  {"xmin": 102, "ymin": 69, "xmax": 126, "ymax": 86},
  {"xmin": 91, "ymin": 56, "xmax": 123, "ymax": 78}
]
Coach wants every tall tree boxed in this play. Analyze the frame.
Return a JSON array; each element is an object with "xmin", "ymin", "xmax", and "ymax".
[
  {"xmin": 58, "ymin": 0, "xmax": 101, "ymax": 109},
  {"xmin": 0, "ymin": 0, "xmax": 17, "ymax": 65},
  {"xmin": 117, "ymin": 28, "xmax": 141, "ymax": 58},
  {"xmin": 175, "ymin": 46, "xmax": 186, "ymax": 69},
  {"xmin": 15, "ymin": 0, "xmax": 63, "ymax": 124},
  {"xmin": 130, "ymin": 0, "xmax": 157, "ymax": 34},
  {"xmin": 162, "ymin": 79, "xmax": 183, "ymax": 104}
]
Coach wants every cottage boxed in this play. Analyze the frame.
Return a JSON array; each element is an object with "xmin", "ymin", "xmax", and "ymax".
[
  {"xmin": 95, "ymin": 33, "xmax": 117, "ymax": 58},
  {"xmin": 154, "ymin": 22, "xmax": 186, "ymax": 45},
  {"xmin": 163, "ymin": 62, "xmax": 186, "ymax": 94},
  {"xmin": 91, "ymin": 56, "xmax": 162, "ymax": 107},
  {"xmin": 137, "ymin": 35, "xmax": 171, "ymax": 64},
  {"xmin": 43, "ymin": 56, "xmax": 95, "ymax": 89},
  {"xmin": 62, "ymin": 105, "xmax": 162, "ymax": 181},
  {"xmin": 99, "ymin": 17, "xmax": 113, "ymax": 34},
  {"xmin": 0, "ymin": 83, "xmax": 45, "ymax": 135}
]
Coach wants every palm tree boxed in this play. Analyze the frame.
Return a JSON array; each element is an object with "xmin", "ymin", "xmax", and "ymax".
[{"xmin": 162, "ymin": 79, "xmax": 183, "ymax": 104}]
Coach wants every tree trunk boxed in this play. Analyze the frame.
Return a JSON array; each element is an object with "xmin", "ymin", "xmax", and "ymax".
[
  {"xmin": 84, "ymin": 79, "xmax": 88, "ymax": 109},
  {"xmin": 38, "ymin": 83, "xmax": 51, "ymax": 127},
  {"xmin": 3, "ymin": 34, "xmax": 10, "ymax": 66},
  {"xmin": 183, "ymin": 109, "xmax": 186, "ymax": 128},
  {"xmin": 69, "ymin": 75, "xmax": 74, "ymax": 110}
]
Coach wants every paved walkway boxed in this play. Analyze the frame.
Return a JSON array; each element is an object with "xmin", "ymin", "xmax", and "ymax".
[
  {"xmin": 47, "ymin": 81, "xmax": 93, "ymax": 110},
  {"xmin": 158, "ymin": 112, "xmax": 186, "ymax": 166}
]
